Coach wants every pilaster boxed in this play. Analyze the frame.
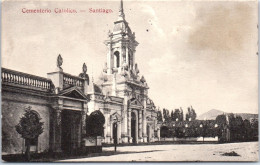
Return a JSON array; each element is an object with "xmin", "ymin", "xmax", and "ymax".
[
  {"xmin": 138, "ymin": 110, "xmax": 143, "ymax": 142},
  {"xmin": 127, "ymin": 110, "xmax": 132, "ymax": 143},
  {"xmin": 53, "ymin": 108, "xmax": 62, "ymax": 152},
  {"xmin": 142, "ymin": 97, "xmax": 147, "ymax": 142}
]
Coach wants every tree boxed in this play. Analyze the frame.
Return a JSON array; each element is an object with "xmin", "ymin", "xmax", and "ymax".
[
  {"xmin": 15, "ymin": 107, "xmax": 44, "ymax": 161},
  {"xmin": 157, "ymin": 111, "xmax": 163, "ymax": 122},
  {"xmin": 242, "ymin": 119, "xmax": 251, "ymax": 141},
  {"xmin": 216, "ymin": 114, "xmax": 227, "ymax": 125},
  {"xmin": 170, "ymin": 110, "xmax": 174, "ymax": 121},
  {"xmin": 160, "ymin": 126, "xmax": 169, "ymax": 138},
  {"xmin": 171, "ymin": 109, "xmax": 180, "ymax": 121},
  {"xmin": 185, "ymin": 106, "xmax": 197, "ymax": 121},
  {"xmin": 216, "ymin": 114, "xmax": 227, "ymax": 138},
  {"xmin": 251, "ymin": 119, "xmax": 258, "ymax": 140},
  {"xmin": 163, "ymin": 108, "xmax": 170, "ymax": 122},
  {"xmin": 228, "ymin": 114, "xmax": 245, "ymax": 141},
  {"xmin": 86, "ymin": 110, "xmax": 105, "ymax": 137},
  {"xmin": 179, "ymin": 107, "xmax": 184, "ymax": 121}
]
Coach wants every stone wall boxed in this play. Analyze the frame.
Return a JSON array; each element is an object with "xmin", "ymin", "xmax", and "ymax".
[{"xmin": 2, "ymin": 91, "xmax": 51, "ymax": 154}]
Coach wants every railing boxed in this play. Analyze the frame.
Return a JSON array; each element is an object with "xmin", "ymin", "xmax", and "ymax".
[
  {"xmin": 63, "ymin": 73, "xmax": 84, "ymax": 87},
  {"xmin": 1, "ymin": 68, "xmax": 52, "ymax": 91}
]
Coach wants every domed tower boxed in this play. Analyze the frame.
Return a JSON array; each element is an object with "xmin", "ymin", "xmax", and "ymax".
[
  {"xmin": 104, "ymin": 0, "xmax": 139, "ymax": 75},
  {"xmin": 99, "ymin": 0, "xmax": 157, "ymax": 144}
]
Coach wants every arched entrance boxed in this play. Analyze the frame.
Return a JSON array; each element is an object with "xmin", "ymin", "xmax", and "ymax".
[
  {"xmin": 113, "ymin": 122, "xmax": 118, "ymax": 144},
  {"xmin": 114, "ymin": 51, "xmax": 120, "ymax": 68},
  {"xmin": 110, "ymin": 112, "xmax": 122, "ymax": 144},
  {"xmin": 61, "ymin": 110, "xmax": 81, "ymax": 154},
  {"xmin": 147, "ymin": 125, "xmax": 150, "ymax": 142},
  {"xmin": 131, "ymin": 112, "xmax": 137, "ymax": 143}
]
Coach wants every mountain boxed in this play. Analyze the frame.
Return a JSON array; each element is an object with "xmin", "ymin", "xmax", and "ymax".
[
  {"xmin": 197, "ymin": 109, "xmax": 258, "ymax": 120},
  {"xmin": 234, "ymin": 113, "xmax": 258, "ymax": 121},
  {"xmin": 197, "ymin": 109, "xmax": 225, "ymax": 120}
]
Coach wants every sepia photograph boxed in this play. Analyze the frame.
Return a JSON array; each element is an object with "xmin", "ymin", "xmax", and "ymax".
[{"xmin": 1, "ymin": 0, "xmax": 258, "ymax": 162}]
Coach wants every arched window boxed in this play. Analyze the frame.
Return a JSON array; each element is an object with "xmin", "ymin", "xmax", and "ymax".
[
  {"xmin": 128, "ymin": 52, "xmax": 131, "ymax": 68},
  {"xmin": 114, "ymin": 51, "xmax": 120, "ymax": 68}
]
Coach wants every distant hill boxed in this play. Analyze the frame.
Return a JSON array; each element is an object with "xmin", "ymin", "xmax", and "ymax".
[
  {"xmin": 234, "ymin": 113, "xmax": 258, "ymax": 121},
  {"xmin": 197, "ymin": 109, "xmax": 258, "ymax": 120},
  {"xmin": 197, "ymin": 109, "xmax": 225, "ymax": 120}
]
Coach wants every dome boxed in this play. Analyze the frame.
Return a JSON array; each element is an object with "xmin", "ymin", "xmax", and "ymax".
[{"xmin": 113, "ymin": 20, "xmax": 132, "ymax": 35}]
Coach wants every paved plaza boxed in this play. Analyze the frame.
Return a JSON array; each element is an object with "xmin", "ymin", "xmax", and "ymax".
[{"xmin": 58, "ymin": 142, "xmax": 258, "ymax": 162}]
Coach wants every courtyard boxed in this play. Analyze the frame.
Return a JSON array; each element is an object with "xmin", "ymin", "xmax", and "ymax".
[{"xmin": 58, "ymin": 141, "xmax": 258, "ymax": 162}]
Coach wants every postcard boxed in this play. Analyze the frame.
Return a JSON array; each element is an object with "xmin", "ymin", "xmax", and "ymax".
[{"xmin": 1, "ymin": 0, "xmax": 258, "ymax": 162}]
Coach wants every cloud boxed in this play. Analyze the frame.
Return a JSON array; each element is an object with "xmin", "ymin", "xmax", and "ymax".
[
  {"xmin": 188, "ymin": 2, "xmax": 257, "ymax": 51},
  {"xmin": 140, "ymin": 4, "xmax": 165, "ymax": 37}
]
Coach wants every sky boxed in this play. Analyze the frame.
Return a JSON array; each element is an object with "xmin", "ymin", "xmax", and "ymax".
[{"xmin": 2, "ymin": 0, "xmax": 258, "ymax": 116}]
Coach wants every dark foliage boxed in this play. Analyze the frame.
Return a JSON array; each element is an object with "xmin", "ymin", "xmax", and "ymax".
[
  {"xmin": 160, "ymin": 126, "xmax": 170, "ymax": 138},
  {"xmin": 86, "ymin": 110, "xmax": 105, "ymax": 137},
  {"xmin": 216, "ymin": 113, "xmax": 258, "ymax": 142},
  {"xmin": 185, "ymin": 106, "xmax": 197, "ymax": 121},
  {"xmin": 171, "ymin": 108, "xmax": 184, "ymax": 121},
  {"xmin": 157, "ymin": 111, "xmax": 163, "ymax": 122},
  {"xmin": 162, "ymin": 120, "xmax": 218, "ymax": 138},
  {"xmin": 163, "ymin": 109, "xmax": 170, "ymax": 122},
  {"xmin": 15, "ymin": 107, "xmax": 44, "ymax": 161}
]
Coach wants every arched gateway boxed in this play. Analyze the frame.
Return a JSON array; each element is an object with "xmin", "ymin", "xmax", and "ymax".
[{"xmin": 131, "ymin": 112, "xmax": 137, "ymax": 143}]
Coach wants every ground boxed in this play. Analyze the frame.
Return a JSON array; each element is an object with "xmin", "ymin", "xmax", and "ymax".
[{"xmin": 58, "ymin": 142, "xmax": 259, "ymax": 162}]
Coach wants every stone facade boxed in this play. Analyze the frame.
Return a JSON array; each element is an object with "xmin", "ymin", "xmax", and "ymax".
[
  {"xmin": 2, "ymin": 67, "xmax": 89, "ymax": 154},
  {"xmin": 1, "ymin": 0, "xmax": 159, "ymax": 155},
  {"xmin": 87, "ymin": 0, "xmax": 159, "ymax": 144}
]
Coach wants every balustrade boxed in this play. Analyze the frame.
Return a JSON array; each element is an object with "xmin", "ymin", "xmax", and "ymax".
[
  {"xmin": 1, "ymin": 68, "xmax": 52, "ymax": 90},
  {"xmin": 63, "ymin": 73, "xmax": 84, "ymax": 87}
]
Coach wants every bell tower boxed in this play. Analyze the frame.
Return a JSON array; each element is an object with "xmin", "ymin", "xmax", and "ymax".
[
  {"xmin": 104, "ymin": 0, "xmax": 139, "ymax": 75},
  {"xmin": 99, "ymin": 0, "xmax": 151, "ymax": 144}
]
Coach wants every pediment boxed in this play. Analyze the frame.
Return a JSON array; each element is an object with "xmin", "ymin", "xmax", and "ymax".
[
  {"xmin": 110, "ymin": 112, "xmax": 122, "ymax": 122},
  {"xmin": 59, "ymin": 87, "xmax": 87, "ymax": 100},
  {"xmin": 129, "ymin": 98, "xmax": 143, "ymax": 108},
  {"xmin": 146, "ymin": 116, "xmax": 154, "ymax": 122}
]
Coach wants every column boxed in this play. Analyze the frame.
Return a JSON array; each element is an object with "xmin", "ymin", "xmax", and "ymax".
[
  {"xmin": 107, "ymin": 43, "xmax": 113, "ymax": 74},
  {"xmin": 54, "ymin": 108, "xmax": 62, "ymax": 152},
  {"xmin": 103, "ymin": 113, "xmax": 108, "ymax": 143},
  {"xmin": 151, "ymin": 116, "xmax": 156, "ymax": 142},
  {"xmin": 128, "ymin": 110, "xmax": 132, "ymax": 143},
  {"xmin": 121, "ymin": 95, "xmax": 128, "ymax": 143},
  {"xmin": 112, "ymin": 73, "xmax": 117, "ymax": 96},
  {"xmin": 157, "ymin": 128, "xmax": 161, "ymax": 141},
  {"xmin": 110, "ymin": 122, "xmax": 113, "ymax": 144},
  {"xmin": 126, "ymin": 47, "xmax": 129, "ymax": 67},
  {"xmin": 118, "ymin": 122, "xmax": 122, "ymax": 143},
  {"xmin": 135, "ymin": 111, "xmax": 138, "ymax": 144},
  {"xmin": 120, "ymin": 46, "xmax": 125, "ymax": 66},
  {"xmin": 77, "ymin": 113, "xmax": 82, "ymax": 148},
  {"xmin": 142, "ymin": 95, "xmax": 147, "ymax": 142},
  {"xmin": 138, "ymin": 110, "xmax": 143, "ymax": 142},
  {"xmin": 81, "ymin": 111, "xmax": 86, "ymax": 137},
  {"xmin": 132, "ymin": 50, "xmax": 136, "ymax": 68}
]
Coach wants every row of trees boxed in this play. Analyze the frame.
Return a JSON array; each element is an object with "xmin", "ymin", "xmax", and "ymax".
[
  {"xmin": 160, "ymin": 113, "xmax": 258, "ymax": 142},
  {"xmin": 161, "ymin": 120, "xmax": 218, "ymax": 138},
  {"xmin": 157, "ymin": 106, "xmax": 197, "ymax": 123},
  {"xmin": 216, "ymin": 114, "xmax": 258, "ymax": 142}
]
